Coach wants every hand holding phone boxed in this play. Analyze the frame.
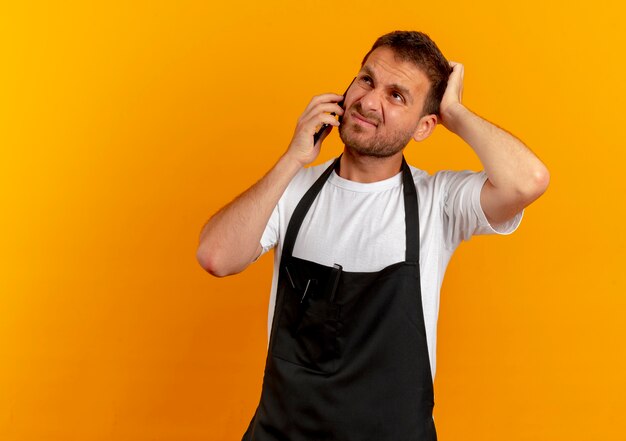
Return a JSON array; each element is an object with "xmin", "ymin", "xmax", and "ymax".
[{"xmin": 313, "ymin": 77, "xmax": 356, "ymax": 145}]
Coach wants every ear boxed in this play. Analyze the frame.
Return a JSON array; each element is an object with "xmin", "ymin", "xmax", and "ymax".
[{"xmin": 412, "ymin": 113, "xmax": 438, "ymax": 142}]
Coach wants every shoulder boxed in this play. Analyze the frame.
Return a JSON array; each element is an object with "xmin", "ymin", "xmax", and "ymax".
[
  {"xmin": 279, "ymin": 157, "xmax": 336, "ymax": 206},
  {"xmin": 407, "ymin": 163, "xmax": 431, "ymax": 184},
  {"xmin": 292, "ymin": 157, "xmax": 335, "ymax": 187},
  {"xmin": 408, "ymin": 163, "xmax": 486, "ymax": 194}
]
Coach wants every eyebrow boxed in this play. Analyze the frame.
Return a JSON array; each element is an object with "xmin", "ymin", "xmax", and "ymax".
[{"xmin": 360, "ymin": 65, "xmax": 414, "ymax": 104}]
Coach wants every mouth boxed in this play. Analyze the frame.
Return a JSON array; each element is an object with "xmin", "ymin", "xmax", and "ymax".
[{"xmin": 352, "ymin": 112, "xmax": 378, "ymax": 128}]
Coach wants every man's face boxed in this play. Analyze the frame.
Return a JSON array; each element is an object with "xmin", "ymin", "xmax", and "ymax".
[{"xmin": 339, "ymin": 46, "xmax": 433, "ymax": 158}]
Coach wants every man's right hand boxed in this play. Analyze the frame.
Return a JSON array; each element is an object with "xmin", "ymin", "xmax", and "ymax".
[{"xmin": 285, "ymin": 93, "xmax": 345, "ymax": 167}]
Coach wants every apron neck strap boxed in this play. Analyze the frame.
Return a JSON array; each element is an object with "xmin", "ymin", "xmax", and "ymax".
[
  {"xmin": 401, "ymin": 156, "xmax": 419, "ymax": 264},
  {"xmin": 282, "ymin": 155, "xmax": 420, "ymax": 265}
]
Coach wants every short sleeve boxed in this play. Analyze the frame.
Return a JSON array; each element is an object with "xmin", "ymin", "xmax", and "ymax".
[
  {"xmin": 257, "ymin": 203, "xmax": 280, "ymax": 259},
  {"xmin": 441, "ymin": 170, "xmax": 523, "ymax": 249}
]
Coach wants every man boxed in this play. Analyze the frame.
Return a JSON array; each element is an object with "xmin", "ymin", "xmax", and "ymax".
[{"xmin": 197, "ymin": 31, "xmax": 549, "ymax": 441}]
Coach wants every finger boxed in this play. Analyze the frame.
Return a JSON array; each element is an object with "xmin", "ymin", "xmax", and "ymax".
[
  {"xmin": 448, "ymin": 61, "xmax": 464, "ymax": 76},
  {"xmin": 301, "ymin": 102, "xmax": 345, "ymax": 122},
  {"xmin": 304, "ymin": 93, "xmax": 345, "ymax": 113},
  {"xmin": 310, "ymin": 113, "xmax": 342, "ymax": 134},
  {"xmin": 311, "ymin": 92, "xmax": 346, "ymax": 103},
  {"xmin": 311, "ymin": 102, "xmax": 346, "ymax": 117}
]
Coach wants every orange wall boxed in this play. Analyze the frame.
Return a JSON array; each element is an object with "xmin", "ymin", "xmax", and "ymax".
[{"xmin": 1, "ymin": 1, "xmax": 625, "ymax": 440}]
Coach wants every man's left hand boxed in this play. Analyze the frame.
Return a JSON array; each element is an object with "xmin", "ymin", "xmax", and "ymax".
[{"xmin": 438, "ymin": 61, "xmax": 465, "ymax": 130}]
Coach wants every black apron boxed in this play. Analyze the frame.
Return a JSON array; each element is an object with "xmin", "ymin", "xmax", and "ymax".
[{"xmin": 242, "ymin": 156, "xmax": 437, "ymax": 441}]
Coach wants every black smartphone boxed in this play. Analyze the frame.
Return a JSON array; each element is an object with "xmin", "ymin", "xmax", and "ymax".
[{"xmin": 313, "ymin": 77, "xmax": 356, "ymax": 145}]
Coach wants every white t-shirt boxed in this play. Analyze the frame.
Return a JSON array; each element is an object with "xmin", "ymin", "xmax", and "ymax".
[{"xmin": 259, "ymin": 157, "xmax": 524, "ymax": 381}]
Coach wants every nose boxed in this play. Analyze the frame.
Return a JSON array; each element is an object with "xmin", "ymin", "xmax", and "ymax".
[{"xmin": 358, "ymin": 88, "xmax": 383, "ymax": 118}]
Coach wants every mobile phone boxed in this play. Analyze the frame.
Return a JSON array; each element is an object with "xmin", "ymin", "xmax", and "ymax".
[{"xmin": 313, "ymin": 77, "xmax": 356, "ymax": 145}]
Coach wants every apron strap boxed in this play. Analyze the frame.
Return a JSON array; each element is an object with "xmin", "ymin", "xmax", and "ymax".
[
  {"xmin": 282, "ymin": 157, "xmax": 340, "ymax": 260},
  {"xmin": 401, "ymin": 156, "xmax": 419, "ymax": 264},
  {"xmin": 282, "ymin": 155, "xmax": 420, "ymax": 265}
]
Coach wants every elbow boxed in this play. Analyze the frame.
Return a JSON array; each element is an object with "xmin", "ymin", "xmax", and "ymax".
[
  {"xmin": 196, "ymin": 246, "xmax": 232, "ymax": 278},
  {"xmin": 519, "ymin": 165, "xmax": 550, "ymax": 203},
  {"xmin": 531, "ymin": 165, "xmax": 550, "ymax": 198}
]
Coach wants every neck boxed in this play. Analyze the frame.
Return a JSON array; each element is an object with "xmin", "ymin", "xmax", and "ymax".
[{"xmin": 337, "ymin": 147, "xmax": 404, "ymax": 183}]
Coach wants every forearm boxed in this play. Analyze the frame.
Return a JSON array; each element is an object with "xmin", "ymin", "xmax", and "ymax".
[
  {"xmin": 197, "ymin": 153, "xmax": 303, "ymax": 277},
  {"xmin": 443, "ymin": 103, "xmax": 549, "ymax": 197}
]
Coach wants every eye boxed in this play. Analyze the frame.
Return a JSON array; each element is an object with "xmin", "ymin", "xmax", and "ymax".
[
  {"xmin": 360, "ymin": 75, "xmax": 373, "ymax": 85},
  {"xmin": 392, "ymin": 91, "xmax": 405, "ymax": 103}
]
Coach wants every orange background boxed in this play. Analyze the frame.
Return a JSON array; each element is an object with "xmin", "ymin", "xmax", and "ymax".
[{"xmin": 1, "ymin": 1, "xmax": 625, "ymax": 440}]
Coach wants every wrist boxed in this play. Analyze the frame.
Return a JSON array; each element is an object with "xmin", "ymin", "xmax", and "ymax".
[
  {"xmin": 278, "ymin": 151, "xmax": 306, "ymax": 174},
  {"xmin": 441, "ymin": 103, "xmax": 468, "ymax": 133}
]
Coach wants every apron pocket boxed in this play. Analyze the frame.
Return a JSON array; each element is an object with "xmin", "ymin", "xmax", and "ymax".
[{"xmin": 271, "ymin": 276, "xmax": 343, "ymax": 375}]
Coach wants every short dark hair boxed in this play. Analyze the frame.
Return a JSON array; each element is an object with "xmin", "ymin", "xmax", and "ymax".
[{"xmin": 361, "ymin": 30, "xmax": 452, "ymax": 117}]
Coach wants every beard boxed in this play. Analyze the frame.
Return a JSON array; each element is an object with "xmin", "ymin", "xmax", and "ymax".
[{"xmin": 338, "ymin": 103, "xmax": 415, "ymax": 158}]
